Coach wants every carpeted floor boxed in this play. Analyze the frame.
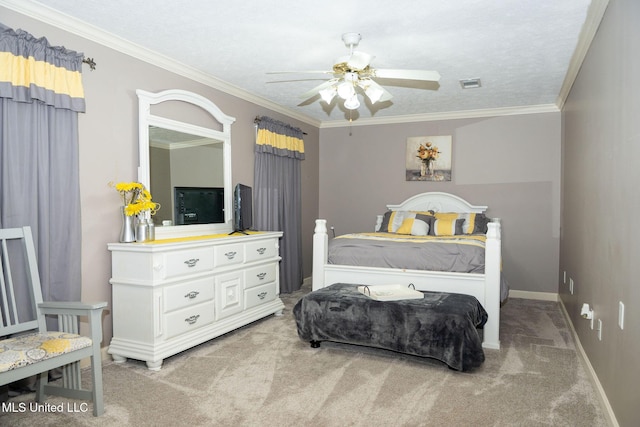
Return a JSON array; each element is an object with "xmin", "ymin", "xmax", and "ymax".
[{"xmin": 1, "ymin": 285, "xmax": 608, "ymax": 426}]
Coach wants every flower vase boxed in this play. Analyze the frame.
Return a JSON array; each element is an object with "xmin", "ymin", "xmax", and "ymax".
[
  {"xmin": 420, "ymin": 161, "xmax": 428, "ymax": 177},
  {"xmin": 426, "ymin": 160, "xmax": 434, "ymax": 176},
  {"xmin": 119, "ymin": 206, "xmax": 136, "ymax": 243}
]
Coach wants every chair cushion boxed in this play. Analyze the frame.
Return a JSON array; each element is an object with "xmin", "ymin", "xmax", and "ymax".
[{"xmin": 0, "ymin": 332, "xmax": 92, "ymax": 373}]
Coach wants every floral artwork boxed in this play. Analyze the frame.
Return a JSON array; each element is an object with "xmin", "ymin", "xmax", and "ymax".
[{"xmin": 405, "ymin": 135, "xmax": 452, "ymax": 181}]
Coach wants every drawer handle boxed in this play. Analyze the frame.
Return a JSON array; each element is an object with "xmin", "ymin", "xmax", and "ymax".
[
  {"xmin": 256, "ymin": 247, "xmax": 267, "ymax": 255},
  {"xmin": 185, "ymin": 314, "xmax": 200, "ymax": 325},
  {"xmin": 184, "ymin": 258, "xmax": 200, "ymax": 268},
  {"xmin": 257, "ymin": 272, "xmax": 267, "ymax": 280},
  {"xmin": 184, "ymin": 291, "xmax": 200, "ymax": 299},
  {"xmin": 258, "ymin": 291, "xmax": 268, "ymax": 300},
  {"xmin": 224, "ymin": 251, "xmax": 237, "ymax": 260}
]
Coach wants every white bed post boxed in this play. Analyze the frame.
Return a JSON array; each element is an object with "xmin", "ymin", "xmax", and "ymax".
[
  {"xmin": 312, "ymin": 219, "xmax": 328, "ymax": 291},
  {"xmin": 483, "ymin": 219, "xmax": 502, "ymax": 349}
]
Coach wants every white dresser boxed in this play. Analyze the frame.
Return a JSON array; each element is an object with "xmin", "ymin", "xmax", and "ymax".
[{"xmin": 107, "ymin": 231, "xmax": 284, "ymax": 370}]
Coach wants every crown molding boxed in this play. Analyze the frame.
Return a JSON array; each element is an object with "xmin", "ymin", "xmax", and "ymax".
[
  {"xmin": 319, "ymin": 104, "xmax": 561, "ymax": 128},
  {"xmin": 555, "ymin": 0, "xmax": 610, "ymax": 109},
  {"xmin": 0, "ymin": 0, "xmax": 322, "ymax": 128},
  {"xmin": 1, "ymin": 0, "xmax": 595, "ymax": 130}
]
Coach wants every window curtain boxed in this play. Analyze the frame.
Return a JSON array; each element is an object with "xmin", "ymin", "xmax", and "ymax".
[
  {"xmin": 0, "ymin": 23, "xmax": 85, "ymax": 307},
  {"xmin": 254, "ymin": 116, "xmax": 304, "ymax": 294}
]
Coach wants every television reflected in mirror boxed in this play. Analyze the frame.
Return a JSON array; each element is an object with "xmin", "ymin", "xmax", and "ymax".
[{"xmin": 174, "ymin": 187, "xmax": 225, "ymax": 225}]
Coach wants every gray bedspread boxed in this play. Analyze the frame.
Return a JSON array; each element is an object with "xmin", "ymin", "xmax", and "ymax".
[
  {"xmin": 293, "ymin": 283, "xmax": 488, "ymax": 371},
  {"xmin": 328, "ymin": 233, "xmax": 486, "ymax": 273},
  {"xmin": 327, "ymin": 233, "xmax": 510, "ymax": 302}
]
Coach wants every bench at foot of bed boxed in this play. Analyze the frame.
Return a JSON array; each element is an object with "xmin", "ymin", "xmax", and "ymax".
[{"xmin": 293, "ymin": 283, "xmax": 488, "ymax": 371}]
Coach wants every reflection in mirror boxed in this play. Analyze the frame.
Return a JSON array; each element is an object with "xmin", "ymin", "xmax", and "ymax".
[
  {"xmin": 137, "ymin": 89, "xmax": 235, "ymax": 239},
  {"xmin": 148, "ymin": 126, "xmax": 224, "ymax": 225}
]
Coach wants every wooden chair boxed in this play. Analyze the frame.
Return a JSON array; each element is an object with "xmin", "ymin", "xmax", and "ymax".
[{"xmin": 0, "ymin": 226, "xmax": 107, "ymax": 416}]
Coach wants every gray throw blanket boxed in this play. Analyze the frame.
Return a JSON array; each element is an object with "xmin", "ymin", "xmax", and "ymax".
[{"xmin": 293, "ymin": 283, "xmax": 488, "ymax": 371}]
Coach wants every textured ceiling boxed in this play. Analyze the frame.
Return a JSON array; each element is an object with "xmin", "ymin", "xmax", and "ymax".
[{"xmin": 11, "ymin": 0, "xmax": 597, "ymax": 126}]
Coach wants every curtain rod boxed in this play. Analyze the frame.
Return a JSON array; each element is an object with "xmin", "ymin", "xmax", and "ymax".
[
  {"xmin": 82, "ymin": 57, "xmax": 96, "ymax": 71},
  {"xmin": 254, "ymin": 116, "xmax": 307, "ymax": 135}
]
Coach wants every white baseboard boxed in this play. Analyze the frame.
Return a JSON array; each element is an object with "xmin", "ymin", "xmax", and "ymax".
[
  {"xmin": 558, "ymin": 300, "xmax": 619, "ymax": 427},
  {"xmin": 508, "ymin": 289, "xmax": 558, "ymax": 301}
]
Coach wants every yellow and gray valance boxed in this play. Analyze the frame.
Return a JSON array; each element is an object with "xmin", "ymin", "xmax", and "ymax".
[
  {"xmin": 255, "ymin": 116, "xmax": 305, "ymax": 159},
  {"xmin": 0, "ymin": 23, "xmax": 86, "ymax": 112}
]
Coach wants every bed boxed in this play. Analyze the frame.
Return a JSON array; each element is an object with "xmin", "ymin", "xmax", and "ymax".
[{"xmin": 312, "ymin": 191, "xmax": 504, "ymax": 350}]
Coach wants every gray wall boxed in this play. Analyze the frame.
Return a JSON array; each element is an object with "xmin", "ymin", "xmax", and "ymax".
[
  {"xmin": 319, "ymin": 112, "xmax": 562, "ymax": 294},
  {"xmin": 561, "ymin": 0, "xmax": 639, "ymax": 425},
  {"xmin": 1, "ymin": 6, "xmax": 320, "ymax": 344}
]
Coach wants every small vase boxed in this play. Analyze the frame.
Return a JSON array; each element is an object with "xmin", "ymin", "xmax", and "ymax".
[
  {"xmin": 136, "ymin": 218, "xmax": 149, "ymax": 242},
  {"xmin": 420, "ymin": 161, "xmax": 428, "ymax": 177},
  {"xmin": 119, "ymin": 206, "xmax": 136, "ymax": 243}
]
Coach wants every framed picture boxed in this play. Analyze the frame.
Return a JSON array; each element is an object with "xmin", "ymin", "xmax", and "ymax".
[{"xmin": 405, "ymin": 135, "xmax": 452, "ymax": 181}]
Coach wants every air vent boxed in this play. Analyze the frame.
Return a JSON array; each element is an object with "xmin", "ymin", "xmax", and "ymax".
[{"xmin": 459, "ymin": 78, "xmax": 482, "ymax": 89}]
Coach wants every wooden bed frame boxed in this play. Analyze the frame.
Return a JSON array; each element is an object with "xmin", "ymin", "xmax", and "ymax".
[{"xmin": 312, "ymin": 191, "xmax": 502, "ymax": 350}]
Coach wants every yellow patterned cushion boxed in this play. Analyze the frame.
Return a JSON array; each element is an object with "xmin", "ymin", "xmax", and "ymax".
[
  {"xmin": 378, "ymin": 211, "xmax": 435, "ymax": 235},
  {"xmin": 0, "ymin": 332, "xmax": 92, "ymax": 373}
]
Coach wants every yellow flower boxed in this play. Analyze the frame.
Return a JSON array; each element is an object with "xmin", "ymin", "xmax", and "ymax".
[
  {"xmin": 111, "ymin": 181, "xmax": 160, "ymax": 216},
  {"xmin": 115, "ymin": 182, "xmax": 143, "ymax": 193}
]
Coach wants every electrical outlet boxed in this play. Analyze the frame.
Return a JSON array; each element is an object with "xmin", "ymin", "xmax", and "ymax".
[
  {"xmin": 569, "ymin": 278, "xmax": 574, "ymax": 295},
  {"xmin": 619, "ymin": 301, "xmax": 625, "ymax": 330},
  {"xmin": 597, "ymin": 319, "xmax": 603, "ymax": 341}
]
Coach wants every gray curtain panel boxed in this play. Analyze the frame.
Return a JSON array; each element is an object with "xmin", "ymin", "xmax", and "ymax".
[
  {"xmin": 254, "ymin": 116, "xmax": 304, "ymax": 293},
  {"xmin": 0, "ymin": 22, "xmax": 85, "ymax": 304}
]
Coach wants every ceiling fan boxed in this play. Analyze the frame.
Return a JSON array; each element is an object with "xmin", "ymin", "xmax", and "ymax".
[{"xmin": 270, "ymin": 32, "xmax": 441, "ymax": 110}]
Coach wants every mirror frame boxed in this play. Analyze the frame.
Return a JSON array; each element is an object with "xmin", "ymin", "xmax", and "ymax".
[{"xmin": 137, "ymin": 89, "xmax": 235, "ymax": 238}]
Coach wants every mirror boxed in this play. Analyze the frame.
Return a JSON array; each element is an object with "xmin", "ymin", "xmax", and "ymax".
[{"xmin": 137, "ymin": 89, "xmax": 235, "ymax": 238}]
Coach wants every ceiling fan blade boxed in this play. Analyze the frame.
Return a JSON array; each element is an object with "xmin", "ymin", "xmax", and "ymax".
[
  {"xmin": 299, "ymin": 79, "xmax": 339, "ymax": 99},
  {"xmin": 347, "ymin": 51, "xmax": 374, "ymax": 70},
  {"xmin": 267, "ymin": 70, "xmax": 334, "ymax": 77},
  {"xmin": 373, "ymin": 69, "xmax": 441, "ymax": 82}
]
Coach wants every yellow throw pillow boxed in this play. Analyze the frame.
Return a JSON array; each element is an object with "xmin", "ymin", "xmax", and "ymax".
[
  {"xmin": 432, "ymin": 212, "xmax": 466, "ymax": 235},
  {"xmin": 397, "ymin": 216, "xmax": 430, "ymax": 235}
]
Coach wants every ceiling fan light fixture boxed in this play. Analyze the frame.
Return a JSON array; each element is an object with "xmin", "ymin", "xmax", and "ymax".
[
  {"xmin": 364, "ymin": 84, "xmax": 384, "ymax": 104},
  {"xmin": 277, "ymin": 33, "xmax": 440, "ymax": 121},
  {"xmin": 337, "ymin": 80, "xmax": 355, "ymax": 99},
  {"xmin": 319, "ymin": 86, "xmax": 337, "ymax": 103},
  {"xmin": 344, "ymin": 72, "xmax": 359, "ymax": 82},
  {"xmin": 344, "ymin": 95, "xmax": 360, "ymax": 110}
]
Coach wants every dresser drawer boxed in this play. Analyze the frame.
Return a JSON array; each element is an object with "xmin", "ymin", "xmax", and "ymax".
[
  {"xmin": 245, "ymin": 239, "xmax": 277, "ymax": 262},
  {"xmin": 244, "ymin": 281, "xmax": 277, "ymax": 310},
  {"xmin": 244, "ymin": 263, "xmax": 277, "ymax": 289},
  {"xmin": 214, "ymin": 243, "xmax": 244, "ymax": 267},
  {"xmin": 164, "ymin": 277, "xmax": 214, "ymax": 312},
  {"xmin": 164, "ymin": 301, "xmax": 215, "ymax": 339},
  {"xmin": 164, "ymin": 248, "xmax": 214, "ymax": 278}
]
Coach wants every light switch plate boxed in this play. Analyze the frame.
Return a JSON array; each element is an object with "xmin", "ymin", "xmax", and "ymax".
[{"xmin": 619, "ymin": 301, "xmax": 625, "ymax": 330}]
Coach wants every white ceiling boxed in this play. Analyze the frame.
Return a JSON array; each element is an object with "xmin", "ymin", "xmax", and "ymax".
[{"xmin": 7, "ymin": 0, "xmax": 603, "ymax": 127}]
